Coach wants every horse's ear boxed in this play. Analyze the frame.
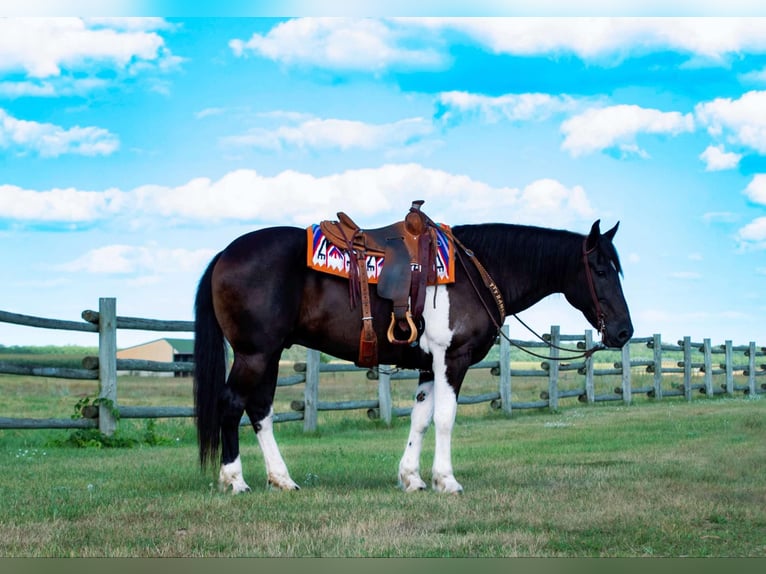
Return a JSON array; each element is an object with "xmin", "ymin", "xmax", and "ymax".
[
  {"xmin": 585, "ymin": 219, "xmax": 601, "ymax": 251},
  {"xmin": 604, "ymin": 221, "xmax": 619, "ymax": 241}
]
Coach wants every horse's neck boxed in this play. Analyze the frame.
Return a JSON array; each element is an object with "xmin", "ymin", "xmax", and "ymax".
[{"xmin": 457, "ymin": 225, "xmax": 578, "ymax": 315}]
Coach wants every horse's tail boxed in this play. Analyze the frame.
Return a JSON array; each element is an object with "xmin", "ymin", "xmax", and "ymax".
[{"xmin": 193, "ymin": 252, "xmax": 226, "ymax": 468}]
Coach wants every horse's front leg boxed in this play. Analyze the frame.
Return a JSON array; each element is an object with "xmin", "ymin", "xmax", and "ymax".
[
  {"xmin": 430, "ymin": 351, "xmax": 468, "ymax": 494},
  {"xmin": 410, "ymin": 285, "xmax": 464, "ymax": 494},
  {"xmin": 398, "ymin": 373, "xmax": 434, "ymax": 492}
]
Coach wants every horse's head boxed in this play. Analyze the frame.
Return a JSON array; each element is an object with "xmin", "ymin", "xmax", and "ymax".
[{"xmin": 565, "ymin": 220, "xmax": 634, "ymax": 348}]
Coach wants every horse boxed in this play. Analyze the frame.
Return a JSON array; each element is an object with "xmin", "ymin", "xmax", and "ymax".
[{"xmin": 193, "ymin": 218, "xmax": 633, "ymax": 494}]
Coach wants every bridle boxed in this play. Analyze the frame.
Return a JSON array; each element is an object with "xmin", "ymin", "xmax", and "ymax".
[{"xmin": 582, "ymin": 237, "xmax": 607, "ymax": 341}]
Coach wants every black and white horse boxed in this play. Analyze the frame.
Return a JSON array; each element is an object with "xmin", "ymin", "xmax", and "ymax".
[{"xmin": 194, "ymin": 219, "xmax": 633, "ymax": 493}]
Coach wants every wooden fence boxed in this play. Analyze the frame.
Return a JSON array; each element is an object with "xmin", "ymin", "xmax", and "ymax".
[{"xmin": 1, "ymin": 298, "xmax": 764, "ymax": 434}]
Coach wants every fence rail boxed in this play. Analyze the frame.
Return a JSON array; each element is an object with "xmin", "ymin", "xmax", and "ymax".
[{"xmin": 1, "ymin": 298, "xmax": 764, "ymax": 434}]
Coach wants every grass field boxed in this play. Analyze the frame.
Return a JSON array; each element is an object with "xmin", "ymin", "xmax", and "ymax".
[{"xmin": 1, "ymin": 351, "xmax": 765, "ymax": 557}]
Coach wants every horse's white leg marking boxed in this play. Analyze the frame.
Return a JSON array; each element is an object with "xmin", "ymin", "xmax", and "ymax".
[
  {"xmin": 219, "ymin": 456, "xmax": 251, "ymax": 494},
  {"xmin": 398, "ymin": 381, "xmax": 433, "ymax": 492},
  {"xmin": 430, "ymin": 353, "xmax": 462, "ymax": 494},
  {"xmin": 256, "ymin": 408, "xmax": 300, "ymax": 490},
  {"xmin": 400, "ymin": 286, "xmax": 463, "ymax": 494}
]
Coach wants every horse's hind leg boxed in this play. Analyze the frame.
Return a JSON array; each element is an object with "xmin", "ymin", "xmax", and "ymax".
[
  {"xmin": 245, "ymin": 358, "xmax": 299, "ymax": 491},
  {"xmin": 218, "ymin": 358, "xmax": 251, "ymax": 493},
  {"xmin": 218, "ymin": 352, "xmax": 290, "ymax": 493}
]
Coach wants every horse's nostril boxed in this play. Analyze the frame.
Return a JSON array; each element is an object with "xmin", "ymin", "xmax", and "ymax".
[{"xmin": 618, "ymin": 329, "xmax": 633, "ymax": 344}]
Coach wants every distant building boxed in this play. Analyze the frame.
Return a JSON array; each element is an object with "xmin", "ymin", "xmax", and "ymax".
[{"xmin": 116, "ymin": 338, "xmax": 193, "ymax": 377}]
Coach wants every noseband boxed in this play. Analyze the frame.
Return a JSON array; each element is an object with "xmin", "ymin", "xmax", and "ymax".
[{"xmin": 582, "ymin": 239, "xmax": 607, "ymax": 339}]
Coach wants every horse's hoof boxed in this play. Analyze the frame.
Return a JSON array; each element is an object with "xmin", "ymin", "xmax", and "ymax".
[
  {"xmin": 399, "ymin": 473, "xmax": 428, "ymax": 492},
  {"xmin": 222, "ymin": 482, "xmax": 251, "ymax": 494},
  {"xmin": 268, "ymin": 475, "xmax": 301, "ymax": 491},
  {"xmin": 432, "ymin": 474, "xmax": 464, "ymax": 494}
]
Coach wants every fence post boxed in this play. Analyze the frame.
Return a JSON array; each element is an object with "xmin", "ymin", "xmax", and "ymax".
[
  {"xmin": 584, "ymin": 329, "xmax": 595, "ymax": 404},
  {"xmin": 548, "ymin": 325, "xmax": 559, "ymax": 412},
  {"xmin": 683, "ymin": 336, "xmax": 693, "ymax": 402},
  {"xmin": 303, "ymin": 349, "xmax": 320, "ymax": 432},
  {"xmin": 652, "ymin": 333, "xmax": 663, "ymax": 400},
  {"xmin": 748, "ymin": 342, "xmax": 757, "ymax": 396},
  {"xmin": 702, "ymin": 338, "xmax": 713, "ymax": 397},
  {"xmin": 724, "ymin": 340, "xmax": 734, "ymax": 396},
  {"xmin": 499, "ymin": 324, "xmax": 512, "ymax": 416},
  {"xmin": 621, "ymin": 341, "xmax": 632, "ymax": 406},
  {"xmin": 378, "ymin": 366, "xmax": 392, "ymax": 425},
  {"xmin": 98, "ymin": 297, "xmax": 118, "ymax": 436}
]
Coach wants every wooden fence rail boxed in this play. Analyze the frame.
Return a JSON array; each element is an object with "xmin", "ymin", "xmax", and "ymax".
[{"xmin": 1, "ymin": 298, "xmax": 764, "ymax": 434}]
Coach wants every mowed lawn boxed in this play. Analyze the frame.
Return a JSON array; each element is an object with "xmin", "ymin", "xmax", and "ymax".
[{"xmin": 1, "ymin": 376, "xmax": 764, "ymax": 557}]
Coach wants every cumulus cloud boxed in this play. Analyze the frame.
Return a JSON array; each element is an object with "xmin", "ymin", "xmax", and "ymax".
[
  {"xmin": 0, "ymin": 17, "xmax": 177, "ymax": 78},
  {"xmin": 737, "ymin": 217, "xmax": 766, "ymax": 250},
  {"xmin": 560, "ymin": 104, "xmax": 695, "ymax": 158},
  {"xmin": 0, "ymin": 164, "xmax": 595, "ymax": 230},
  {"xmin": 0, "ymin": 184, "xmax": 124, "ymax": 221},
  {"xmin": 0, "ymin": 18, "xmax": 180, "ymax": 97},
  {"xmin": 230, "ymin": 18, "xmax": 445, "ymax": 73},
  {"xmin": 737, "ymin": 176, "xmax": 766, "ymax": 250},
  {"xmin": 230, "ymin": 18, "xmax": 766, "ymax": 74},
  {"xmin": 430, "ymin": 17, "xmax": 766, "ymax": 65},
  {"xmin": 0, "ymin": 109, "xmax": 119, "ymax": 157},
  {"xmin": 695, "ymin": 91, "xmax": 766, "ymax": 154},
  {"xmin": 699, "ymin": 144, "xmax": 742, "ymax": 171},
  {"xmin": 222, "ymin": 116, "xmax": 433, "ymax": 152},
  {"xmin": 435, "ymin": 91, "xmax": 580, "ymax": 125},
  {"xmin": 744, "ymin": 174, "xmax": 766, "ymax": 205},
  {"xmin": 57, "ymin": 244, "xmax": 216, "ymax": 276}
]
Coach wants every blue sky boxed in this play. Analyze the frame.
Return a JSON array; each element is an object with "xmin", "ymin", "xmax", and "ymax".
[{"xmin": 1, "ymin": 14, "xmax": 765, "ymax": 349}]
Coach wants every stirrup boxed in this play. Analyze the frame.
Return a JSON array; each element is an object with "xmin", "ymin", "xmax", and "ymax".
[{"xmin": 386, "ymin": 311, "xmax": 418, "ymax": 345}]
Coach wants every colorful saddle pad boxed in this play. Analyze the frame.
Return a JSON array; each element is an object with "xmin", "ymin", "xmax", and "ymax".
[{"xmin": 306, "ymin": 223, "xmax": 455, "ymax": 284}]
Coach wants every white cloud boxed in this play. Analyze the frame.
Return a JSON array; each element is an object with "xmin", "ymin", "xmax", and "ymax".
[
  {"xmin": 560, "ymin": 104, "xmax": 695, "ymax": 157},
  {"xmin": 233, "ymin": 18, "xmax": 766, "ymax": 74},
  {"xmin": 699, "ymin": 144, "xmax": 742, "ymax": 171},
  {"xmin": 222, "ymin": 116, "xmax": 433, "ymax": 152},
  {"xmin": 413, "ymin": 17, "xmax": 766, "ymax": 65},
  {"xmin": 436, "ymin": 91, "xmax": 580, "ymax": 125},
  {"xmin": 0, "ymin": 184, "xmax": 124, "ymax": 221},
  {"xmin": 0, "ymin": 18, "xmax": 176, "ymax": 78},
  {"xmin": 744, "ymin": 174, "xmax": 766, "ymax": 205},
  {"xmin": 0, "ymin": 108, "xmax": 119, "ymax": 157},
  {"xmin": 230, "ymin": 18, "xmax": 445, "ymax": 73},
  {"xmin": 0, "ymin": 18, "xmax": 180, "ymax": 98},
  {"xmin": 695, "ymin": 91, "xmax": 766, "ymax": 154},
  {"xmin": 737, "ymin": 217, "xmax": 766, "ymax": 250},
  {"xmin": 0, "ymin": 164, "xmax": 595, "ymax": 230},
  {"xmin": 58, "ymin": 244, "xmax": 216, "ymax": 276}
]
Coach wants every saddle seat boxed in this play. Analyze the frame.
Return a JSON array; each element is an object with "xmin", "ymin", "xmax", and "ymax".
[{"xmin": 319, "ymin": 200, "xmax": 441, "ymax": 367}]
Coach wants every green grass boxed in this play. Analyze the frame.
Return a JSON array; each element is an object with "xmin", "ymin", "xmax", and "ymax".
[{"xmin": 1, "ymin": 363, "xmax": 764, "ymax": 557}]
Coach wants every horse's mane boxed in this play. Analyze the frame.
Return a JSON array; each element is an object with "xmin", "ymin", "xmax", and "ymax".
[
  {"xmin": 452, "ymin": 222, "xmax": 622, "ymax": 277},
  {"xmin": 451, "ymin": 223, "xmax": 584, "ymax": 282}
]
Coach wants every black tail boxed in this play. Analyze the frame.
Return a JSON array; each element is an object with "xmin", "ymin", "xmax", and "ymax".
[{"xmin": 193, "ymin": 252, "xmax": 226, "ymax": 468}]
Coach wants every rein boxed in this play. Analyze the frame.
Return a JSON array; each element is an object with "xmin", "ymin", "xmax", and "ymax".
[{"xmin": 446, "ymin": 228, "xmax": 606, "ymax": 362}]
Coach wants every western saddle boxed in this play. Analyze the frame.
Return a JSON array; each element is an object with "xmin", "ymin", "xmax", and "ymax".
[{"xmin": 319, "ymin": 200, "xmax": 441, "ymax": 367}]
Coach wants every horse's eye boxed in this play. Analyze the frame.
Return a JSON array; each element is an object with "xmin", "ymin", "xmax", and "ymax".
[{"xmin": 596, "ymin": 269, "xmax": 607, "ymax": 277}]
